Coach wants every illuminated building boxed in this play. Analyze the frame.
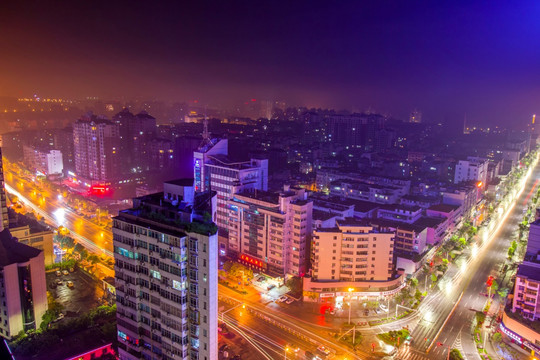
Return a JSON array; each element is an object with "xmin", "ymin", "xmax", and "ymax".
[
  {"xmin": 305, "ymin": 219, "xmax": 403, "ymax": 302},
  {"xmin": 0, "ymin": 142, "xmax": 7, "ymax": 230},
  {"xmin": 113, "ymin": 179, "xmax": 218, "ymax": 360},
  {"xmin": 10, "ymin": 225, "xmax": 54, "ymax": 266},
  {"xmin": 512, "ymin": 262, "xmax": 540, "ymax": 321},
  {"xmin": 73, "ymin": 114, "xmax": 120, "ymax": 181},
  {"xmin": 193, "ymin": 138, "xmax": 268, "ymax": 246},
  {"xmin": 226, "ymin": 185, "xmax": 312, "ymax": 277},
  {"xmin": 409, "ymin": 109, "xmax": 422, "ymax": 123},
  {"xmin": 0, "ymin": 228, "xmax": 47, "ymax": 339},
  {"xmin": 453, "ymin": 156, "xmax": 488, "ymax": 187},
  {"xmin": 22, "ymin": 146, "xmax": 63, "ymax": 177}
]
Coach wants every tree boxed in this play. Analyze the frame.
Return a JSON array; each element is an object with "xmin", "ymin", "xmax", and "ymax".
[
  {"xmin": 458, "ymin": 237, "xmax": 467, "ymax": 247},
  {"xmin": 409, "ymin": 278, "xmax": 419, "ymax": 287},
  {"xmin": 442, "ymin": 258, "xmax": 449, "ymax": 265},
  {"xmin": 490, "ymin": 280, "xmax": 499, "ymax": 293},
  {"xmin": 497, "ymin": 288, "xmax": 509, "ymax": 298},
  {"xmin": 492, "ymin": 332, "xmax": 502, "ymax": 344},
  {"xmin": 449, "ymin": 348, "xmax": 464, "ymax": 360},
  {"xmin": 285, "ymin": 277, "xmax": 303, "ymax": 294},
  {"xmin": 431, "ymin": 274, "xmax": 438, "ymax": 283}
]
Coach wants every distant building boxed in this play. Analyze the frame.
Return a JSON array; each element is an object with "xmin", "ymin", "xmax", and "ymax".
[
  {"xmin": 0, "ymin": 228, "xmax": 47, "ymax": 339},
  {"xmin": 73, "ymin": 113, "xmax": 120, "ymax": 182},
  {"xmin": 0, "ymin": 144, "xmax": 8, "ymax": 230},
  {"xmin": 454, "ymin": 156, "xmax": 488, "ymax": 187},
  {"xmin": 113, "ymin": 180, "xmax": 218, "ymax": 360},
  {"xmin": 409, "ymin": 109, "xmax": 422, "ymax": 123},
  {"xmin": 226, "ymin": 185, "xmax": 312, "ymax": 277},
  {"xmin": 23, "ymin": 145, "xmax": 63, "ymax": 176}
]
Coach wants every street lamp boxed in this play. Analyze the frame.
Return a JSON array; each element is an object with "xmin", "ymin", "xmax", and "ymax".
[
  {"xmin": 348, "ymin": 287, "xmax": 354, "ymax": 324},
  {"xmin": 284, "ymin": 346, "xmax": 289, "ymax": 360}
]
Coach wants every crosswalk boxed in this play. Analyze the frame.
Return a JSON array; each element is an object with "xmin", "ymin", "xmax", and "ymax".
[{"xmin": 394, "ymin": 347, "xmax": 430, "ymax": 360}]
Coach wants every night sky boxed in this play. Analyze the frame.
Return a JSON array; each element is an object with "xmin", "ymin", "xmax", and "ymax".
[{"xmin": 1, "ymin": 1, "xmax": 539, "ymax": 126}]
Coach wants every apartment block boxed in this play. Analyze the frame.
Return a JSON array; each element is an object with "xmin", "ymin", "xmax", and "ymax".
[
  {"xmin": 113, "ymin": 180, "xmax": 218, "ymax": 360},
  {"xmin": 454, "ymin": 156, "xmax": 489, "ymax": 186},
  {"xmin": 73, "ymin": 114, "xmax": 121, "ymax": 181},
  {"xmin": 226, "ymin": 185, "xmax": 312, "ymax": 277},
  {"xmin": 311, "ymin": 219, "xmax": 394, "ymax": 283},
  {"xmin": 512, "ymin": 262, "xmax": 540, "ymax": 321},
  {"xmin": 193, "ymin": 139, "xmax": 268, "ymax": 243}
]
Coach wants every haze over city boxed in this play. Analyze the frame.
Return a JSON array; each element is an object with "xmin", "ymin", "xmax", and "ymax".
[
  {"xmin": 1, "ymin": 1, "xmax": 540, "ymax": 127},
  {"xmin": 0, "ymin": 2, "xmax": 540, "ymax": 360}
]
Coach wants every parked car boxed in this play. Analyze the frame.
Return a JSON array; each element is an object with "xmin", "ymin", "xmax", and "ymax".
[
  {"xmin": 55, "ymin": 279, "xmax": 62, "ymax": 285},
  {"xmin": 55, "ymin": 270, "xmax": 61, "ymax": 277},
  {"xmin": 67, "ymin": 281, "xmax": 74, "ymax": 288},
  {"xmin": 62, "ymin": 270, "xmax": 69, "ymax": 276},
  {"xmin": 69, "ymin": 267, "xmax": 74, "ymax": 272},
  {"xmin": 267, "ymin": 284, "xmax": 276, "ymax": 291},
  {"xmin": 285, "ymin": 298, "xmax": 294, "ymax": 305},
  {"xmin": 277, "ymin": 295, "xmax": 288, "ymax": 303},
  {"xmin": 257, "ymin": 276, "xmax": 265, "ymax": 282}
]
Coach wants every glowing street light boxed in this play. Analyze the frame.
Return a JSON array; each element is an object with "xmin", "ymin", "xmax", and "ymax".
[{"xmin": 348, "ymin": 287, "xmax": 354, "ymax": 324}]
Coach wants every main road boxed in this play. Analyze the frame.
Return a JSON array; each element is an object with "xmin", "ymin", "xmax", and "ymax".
[
  {"xmin": 394, "ymin": 157, "xmax": 540, "ymax": 360},
  {"xmin": 4, "ymin": 169, "xmax": 113, "ymax": 257}
]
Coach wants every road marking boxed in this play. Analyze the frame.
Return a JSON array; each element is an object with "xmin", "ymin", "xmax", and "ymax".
[{"xmin": 427, "ymin": 291, "xmax": 464, "ymax": 353}]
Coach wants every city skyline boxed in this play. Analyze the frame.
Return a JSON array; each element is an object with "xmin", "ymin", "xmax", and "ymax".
[{"xmin": 1, "ymin": 1, "xmax": 540, "ymax": 127}]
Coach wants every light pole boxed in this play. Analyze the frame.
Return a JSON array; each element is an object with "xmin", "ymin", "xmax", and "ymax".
[
  {"xmin": 348, "ymin": 287, "xmax": 354, "ymax": 324},
  {"xmin": 284, "ymin": 346, "xmax": 289, "ymax": 360}
]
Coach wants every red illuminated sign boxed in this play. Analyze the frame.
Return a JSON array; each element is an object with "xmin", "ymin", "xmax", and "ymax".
[
  {"xmin": 239, "ymin": 254, "xmax": 264, "ymax": 268},
  {"xmin": 90, "ymin": 185, "xmax": 111, "ymax": 196}
]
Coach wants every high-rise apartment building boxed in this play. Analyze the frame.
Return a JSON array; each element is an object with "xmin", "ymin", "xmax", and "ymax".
[
  {"xmin": 311, "ymin": 219, "xmax": 394, "ymax": 282},
  {"xmin": 73, "ymin": 113, "xmax": 120, "ymax": 181},
  {"xmin": 0, "ymin": 228, "xmax": 47, "ymax": 339},
  {"xmin": 194, "ymin": 139, "xmax": 268, "ymax": 241},
  {"xmin": 113, "ymin": 179, "xmax": 218, "ymax": 360},
  {"xmin": 226, "ymin": 185, "xmax": 312, "ymax": 277},
  {"xmin": 112, "ymin": 108, "xmax": 157, "ymax": 174}
]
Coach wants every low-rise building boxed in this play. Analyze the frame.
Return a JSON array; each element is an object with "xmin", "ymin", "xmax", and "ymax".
[
  {"xmin": 512, "ymin": 261, "xmax": 540, "ymax": 320},
  {"xmin": 10, "ymin": 225, "xmax": 54, "ymax": 266}
]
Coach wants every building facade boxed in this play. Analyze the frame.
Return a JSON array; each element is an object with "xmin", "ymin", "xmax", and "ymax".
[
  {"xmin": 73, "ymin": 114, "xmax": 120, "ymax": 181},
  {"xmin": 512, "ymin": 262, "xmax": 540, "ymax": 321},
  {"xmin": 226, "ymin": 186, "xmax": 312, "ymax": 277},
  {"xmin": 0, "ymin": 229, "xmax": 47, "ymax": 339},
  {"xmin": 113, "ymin": 182, "xmax": 218, "ymax": 360},
  {"xmin": 454, "ymin": 156, "xmax": 489, "ymax": 186}
]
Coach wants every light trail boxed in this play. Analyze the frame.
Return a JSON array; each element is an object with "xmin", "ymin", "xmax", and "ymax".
[{"xmin": 5, "ymin": 183, "xmax": 113, "ymax": 258}]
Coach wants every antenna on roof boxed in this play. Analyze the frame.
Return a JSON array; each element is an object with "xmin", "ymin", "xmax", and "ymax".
[{"xmin": 203, "ymin": 106, "xmax": 209, "ymax": 141}]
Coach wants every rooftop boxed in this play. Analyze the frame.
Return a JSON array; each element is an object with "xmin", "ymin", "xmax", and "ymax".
[
  {"xmin": 312, "ymin": 210, "xmax": 337, "ymax": 222},
  {"xmin": 164, "ymin": 178, "xmax": 195, "ymax": 187},
  {"xmin": 517, "ymin": 262, "xmax": 540, "ymax": 282},
  {"xmin": 428, "ymin": 203, "xmax": 461, "ymax": 212},
  {"xmin": 0, "ymin": 228, "xmax": 42, "ymax": 266}
]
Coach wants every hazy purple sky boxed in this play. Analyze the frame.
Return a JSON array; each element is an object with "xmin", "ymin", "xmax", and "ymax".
[{"xmin": 1, "ymin": 1, "xmax": 539, "ymax": 126}]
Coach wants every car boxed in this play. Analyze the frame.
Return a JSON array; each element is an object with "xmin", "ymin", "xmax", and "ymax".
[
  {"xmin": 62, "ymin": 270, "xmax": 69, "ymax": 276},
  {"xmin": 277, "ymin": 295, "xmax": 288, "ymax": 303},
  {"xmin": 404, "ymin": 336, "xmax": 413, "ymax": 346},
  {"xmin": 67, "ymin": 281, "xmax": 74, "ymax": 288},
  {"xmin": 267, "ymin": 284, "xmax": 276, "ymax": 291},
  {"xmin": 364, "ymin": 309, "xmax": 370, "ymax": 316},
  {"xmin": 219, "ymin": 344, "xmax": 229, "ymax": 352},
  {"xmin": 69, "ymin": 267, "xmax": 74, "ymax": 272},
  {"xmin": 55, "ymin": 279, "xmax": 63, "ymax": 285},
  {"xmin": 380, "ymin": 304, "xmax": 388, "ymax": 312},
  {"xmin": 317, "ymin": 346, "xmax": 332, "ymax": 356},
  {"xmin": 257, "ymin": 276, "xmax": 265, "ymax": 282},
  {"xmin": 285, "ymin": 298, "xmax": 294, "ymax": 305},
  {"xmin": 56, "ymin": 270, "xmax": 61, "ymax": 277},
  {"xmin": 329, "ymin": 309, "xmax": 336, "ymax": 315}
]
